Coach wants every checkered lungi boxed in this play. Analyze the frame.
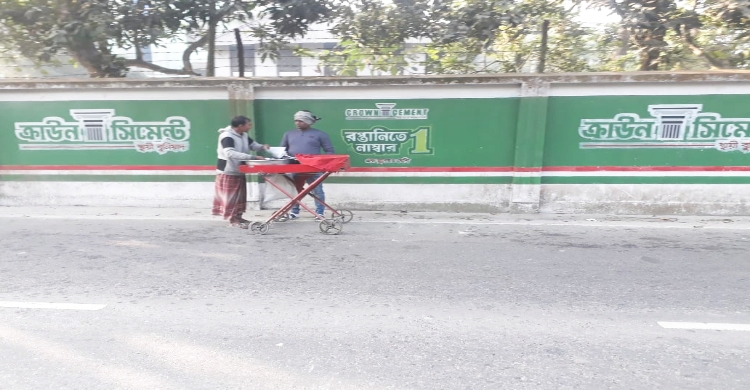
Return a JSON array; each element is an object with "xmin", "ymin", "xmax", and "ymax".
[{"xmin": 212, "ymin": 173, "xmax": 247, "ymax": 221}]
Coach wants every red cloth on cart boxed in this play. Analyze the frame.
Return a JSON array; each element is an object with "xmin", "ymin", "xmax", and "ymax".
[
  {"xmin": 294, "ymin": 154, "xmax": 350, "ymax": 171},
  {"xmin": 238, "ymin": 154, "xmax": 350, "ymax": 174}
]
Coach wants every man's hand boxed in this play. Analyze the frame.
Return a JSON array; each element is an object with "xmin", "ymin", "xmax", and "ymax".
[{"xmin": 262, "ymin": 144, "xmax": 270, "ymax": 150}]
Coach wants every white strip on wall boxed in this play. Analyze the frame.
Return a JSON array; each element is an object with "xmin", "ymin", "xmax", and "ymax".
[
  {"xmin": 2, "ymin": 170, "xmax": 511, "ymax": 177},
  {"xmin": 254, "ymin": 84, "xmax": 521, "ymax": 100},
  {"xmin": 0, "ymin": 87, "xmax": 229, "ymax": 102},
  {"xmin": 540, "ymin": 183, "xmax": 750, "ymax": 215},
  {"xmin": 0, "ymin": 182, "xmax": 216, "ymax": 208},
  {"xmin": 550, "ymin": 82, "xmax": 750, "ymax": 97},
  {"xmin": 4, "ymin": 181, "xmax": 750, "ymax": 215},
  {"xmin": 541, "ymin": 171, "xmax": 750, "ymax": 177},
  {"xmin": 6, "ymin": 169, "xmax": 750, "ymax": 178},
  {"xmin": 3, "ymin": 80, "xmax": 748, "ymax": 101},
  {"xmin": 337, "ymin": 171, "xmax": 517, "ymax": 177},
  {"xmin": 0, "ymin": 182, "xmax": 510, "ymax": 209}
]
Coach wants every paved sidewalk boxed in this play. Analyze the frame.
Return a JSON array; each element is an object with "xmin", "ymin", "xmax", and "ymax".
[{"xmin": 2, "ymin": 205, "xmax": 750, "ymax": 230}]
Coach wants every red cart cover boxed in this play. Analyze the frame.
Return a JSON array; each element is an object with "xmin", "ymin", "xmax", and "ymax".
[
  {"xmin": 295, "ymin": 154, "xmax": 351, "ymax": 171},
  {"xmin": 239, "ymin": 154, "xmax": 350, "ymax": 174}
]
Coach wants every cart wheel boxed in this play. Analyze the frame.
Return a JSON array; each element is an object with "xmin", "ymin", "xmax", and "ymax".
[
  {"xmin": 275, "ymin": 213, "xmax": 289, "ymax": 222},
  {"xmin": 331, "ymin": 209, "xmax": 354, "ymax": 223},
  {"xmin": 250, "ymin": 222, "xmax": 261, "ymax": 234},
  {"xmin": 319, "ymin": 218, "xmax": 343, "ymax": 235},
  {"xmin": 250, "ymin": 222, "xmax": 270, "ymax": 235}
]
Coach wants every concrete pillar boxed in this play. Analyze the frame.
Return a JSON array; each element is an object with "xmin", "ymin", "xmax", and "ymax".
[
  {"xmin": 228, "ymin": 82, "xmax": 262, "ymax": 210},
  {"xmin": 510, "ymin": 80, "xmax": 549, "ymax": 213}
]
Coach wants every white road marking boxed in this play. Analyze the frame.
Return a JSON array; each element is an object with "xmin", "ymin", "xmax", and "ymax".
[
  {"xmin": 1, "ymin": 213, "xmax": 749, "ymax": 230},
  {"xmin": 359, "ymin": 220, "xmax": 750, "ymax": 231},
  {"xmin": 0, "ymin": 301, "xmax": 106, "ymax": 311},
  {"xmin": 658, "ymin": 321, "xmax": 750, "ymax": 331}
]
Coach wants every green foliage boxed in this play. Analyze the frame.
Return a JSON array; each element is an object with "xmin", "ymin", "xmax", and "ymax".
[
  {"xmin": 6, "ymin": 0, "xmax": 750, "ymax": 77},
  {"xmin": 314, "ymin": 0, "xmax": 597, "ymax": 74},
  {"xmin": 315, "ymin": 39, "xmax": 416, "ymax": 76},
  {"xmin": 261, "ymin": 0, "xmax": 332, "ymax": 37},
  {"xmin": 586, "ymin": 0, "xmax": 703, "ymax": 70},
  {"xmin": 0, "ymin": 0, "xmax": 127, "ymax": 76},
  {"xmin": 0, "ymin": 0, "xmax": 330, "ymax": 77},
  {"xmin": 477, "ymin": 0, "xmax": 594, "ymax": 73},
  {"xmin": 423, "ymin": 40, "xmax": 485, "ymax": 74},
  {"xmin": 306, "ymin": 0, "xmax": 447, "ymax": 76}
]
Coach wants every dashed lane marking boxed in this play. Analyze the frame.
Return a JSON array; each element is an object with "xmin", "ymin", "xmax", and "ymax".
[
  {"xmin": 658, "ymin": 321, "xmax": 750, "ymax": 331},
  {"xmin": 0, "ymin": 301, "xmax": 107, "ymax": 310}
]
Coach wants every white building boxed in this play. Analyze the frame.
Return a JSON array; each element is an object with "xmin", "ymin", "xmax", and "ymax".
[{"xmin": 125, "ymin": 23, "xmax": 428, "ymax": 78}]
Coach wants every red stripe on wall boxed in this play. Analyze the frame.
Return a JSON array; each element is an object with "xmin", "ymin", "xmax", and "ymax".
[
  {"xmin": 542, "ymin": 166, "xmax": 750, "ymax": 172},
  {"xmin": 0, "ymin": 165, "xmax": 518, "ymax": 172},
  {"xmin": 348, "ymin": 167, "xmax": 518, "ymax": 173},
  {"xmin": 0, "ymin": 165, "xmax": 215, "ymax": 171},
  {"xmin": 2, "ymin": 165, "xmax": 750, "ymax": 172}
]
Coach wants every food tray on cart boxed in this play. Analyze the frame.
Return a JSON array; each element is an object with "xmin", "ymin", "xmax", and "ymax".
[
  {"xmin": 240, "ymin": 163, "xmax": 325, "ymax": 174},
  {"xmin": 240, "ymin": 154, "xmax": 351, "ymax": 174},
  {"xmin": 243, "ymin": 159, "xmax": 291, "ymax": 165}
]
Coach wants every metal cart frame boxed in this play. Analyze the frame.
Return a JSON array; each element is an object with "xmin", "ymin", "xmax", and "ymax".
[{"xmin": 239, "ymin": 155, "xmax": 353, "ymax": 235}]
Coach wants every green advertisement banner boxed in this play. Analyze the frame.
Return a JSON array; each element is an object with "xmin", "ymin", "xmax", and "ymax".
[
  {"xmin": 545, "ymin": 95, "xmax": 750, "ymax": 167},
  {"xmin": 0, "ymin": 100, "xmax": 230, "ymax": 166},
  {"xmin": 254, "ymin": 98, "xmax": 518, "ymax": 168},
  {"xmin": 7, "ymin": 94, "xmax": 750, "ymax": 172},
  {"xmin": 1, "ymin": 98, "xmax": 519, "ymax": 169}
]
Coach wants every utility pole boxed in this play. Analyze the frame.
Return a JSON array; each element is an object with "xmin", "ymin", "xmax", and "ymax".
[
  {"xmin": 234, "ymin": 28, "xmax": 245, "ymax": 77},
  {"xmin": 206, "ymin": 0, "xmax": 216, "ymax": 76},
  {"xmin": 537, "ymin": 20, "xmax": 550, "ymax": 73}
]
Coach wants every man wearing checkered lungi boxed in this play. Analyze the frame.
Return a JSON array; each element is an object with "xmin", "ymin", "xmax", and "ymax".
[{"xmin": 213, "ymin": 116, "xmax": 269, "ymax": 228}]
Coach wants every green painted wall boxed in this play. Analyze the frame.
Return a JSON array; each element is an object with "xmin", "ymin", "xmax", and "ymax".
[
  {"xmin": 544, "ymin": 95, "xmax": 750, "ymax": 167},
  {"xmin": 254, "ymin": 98, "xmax": 518, "ymax": 168},
  {"xmin": 0, "ymin": 100, "xmax": 229, "ymax": 166},
  {"xmin": 3, "ymin": 89, "xmax": 750, "ymax": 186},
  {"xmin": 6, "ymin": 78, "xmax": 750, "ymax": 213},
  {"xmin": 1, "ymin": 98, "xmax": 519, "ymax": 170}
]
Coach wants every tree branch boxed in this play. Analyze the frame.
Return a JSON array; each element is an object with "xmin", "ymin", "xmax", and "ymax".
[
  {"xmin": 124, "ymin": 58, "xmax": 200, "ymax": 75},
  {"xmin": 682, "ymin": 27, "xmax": 727, "ymax": 69},
  {"xmin": 181, "ymin": 2, "xmax": 239, "ymax": 73},
  {"xmin": 182, "ymin": 34, "xmax": 209, "ymax": 73}
]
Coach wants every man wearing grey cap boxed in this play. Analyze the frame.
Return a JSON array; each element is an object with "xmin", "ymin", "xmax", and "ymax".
[{"xmin": 281, "ymin": 110, "xmax": 335, "ymax": 219}]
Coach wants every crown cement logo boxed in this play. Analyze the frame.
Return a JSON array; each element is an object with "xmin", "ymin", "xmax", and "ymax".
[
  {"xmin": 578, "ymin": 104, "xmax": 750, "ymax": 153},
  {"xmin": 345, "ymin": 103, "xmax": 429, "ymax": 120},
  {"xmin": 14, "ymin": 109, "xmax": 190, "ymax": 154}
]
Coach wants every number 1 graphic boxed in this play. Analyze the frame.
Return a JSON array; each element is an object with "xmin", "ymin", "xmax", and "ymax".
[{"xmin": 408, "ymin": 127, "xmax": 433, "ymax": 154}]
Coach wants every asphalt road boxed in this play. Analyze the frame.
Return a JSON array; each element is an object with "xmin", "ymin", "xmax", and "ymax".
[{"xmin": 1, "ymin": 208, "xmax": 749, "ymax": 389}]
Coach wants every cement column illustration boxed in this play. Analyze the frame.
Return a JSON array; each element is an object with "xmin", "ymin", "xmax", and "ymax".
[
  {"xmin": 647, "ymin": 104, "xmax": 702, "ymax": 140},
  {"xmin": 70, "ymin": 109, "xmax": 115, "ymax": 142}
]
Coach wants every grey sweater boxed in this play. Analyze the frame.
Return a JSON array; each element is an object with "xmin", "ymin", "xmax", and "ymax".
[
  {"xmin": 280, "ymin": 128, "xmax": 334, "ymax": 156},
  {"xmin": 216, "ymin": 127, "xmax": 264, "ymax": 176}
]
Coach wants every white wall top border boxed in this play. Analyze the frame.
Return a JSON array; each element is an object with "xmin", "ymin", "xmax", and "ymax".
[
  {"xmin": 0, "ymin": 87, "xmax": 228, "ymax": 102},
  {"xmin": 255, "ymin": 84, "xmax": 521, "ymax": 100},
  {"xmin": 550, "ymin": 82, "xmax": 750, "ymax": 97}
]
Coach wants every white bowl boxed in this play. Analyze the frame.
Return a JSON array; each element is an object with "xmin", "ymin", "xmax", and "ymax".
[
  {"xmin": 268, "ymin": 147, "xmax": 287, "ymax": 158},
  {"xmin": 246, "ymin": 159, "xmax": 290, "ymax": 165}
]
